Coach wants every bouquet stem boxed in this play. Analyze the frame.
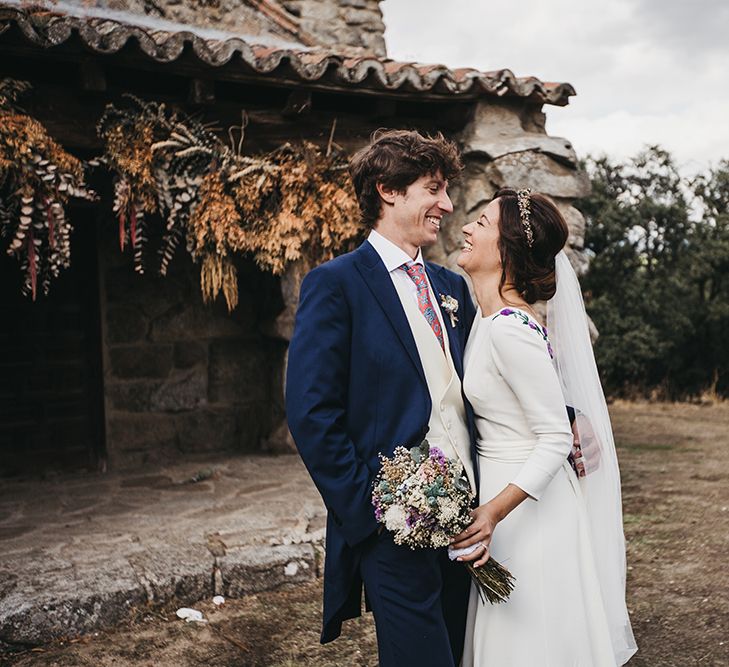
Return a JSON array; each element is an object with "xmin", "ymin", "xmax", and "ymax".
[{"xmin": 465, "ymin": 559, "xmax": 515, "ymax": 604}]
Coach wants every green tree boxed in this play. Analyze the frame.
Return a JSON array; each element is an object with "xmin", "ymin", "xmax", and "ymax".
[{"xmin": 576, "ymin": 147, "xmax": 729, "ymax": 397}]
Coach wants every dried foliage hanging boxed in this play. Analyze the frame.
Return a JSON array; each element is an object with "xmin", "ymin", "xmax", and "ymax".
[
  {"xmin": 97, "ymin": 96, "xmax": 361, "ymax": 311},
  {"xmin": 0, "ymin": 79, "xmax": 96, "ymax": 299}
]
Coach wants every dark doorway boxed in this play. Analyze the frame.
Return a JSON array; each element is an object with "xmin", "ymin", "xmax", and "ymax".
[{"xmin": 0, "ymin": 208, "xmax": 105, "ymax": 476}]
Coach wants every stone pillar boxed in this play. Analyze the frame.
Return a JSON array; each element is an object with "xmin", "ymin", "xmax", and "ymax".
[
  {"xmin": 262, "ymin": 258, "xmax": 312, "ymax": 454},
  {"xmin": 430, "ymin": 99, "xmax": 591, "ymax": 279}
]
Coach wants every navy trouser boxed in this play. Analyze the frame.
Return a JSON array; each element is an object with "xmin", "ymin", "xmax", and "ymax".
[{"xmin": 360, "ymin": 530, "xmax": 470, "ymax": 667}]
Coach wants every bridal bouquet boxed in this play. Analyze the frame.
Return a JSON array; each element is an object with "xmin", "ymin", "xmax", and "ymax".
[{"xmin": 372, "ymin": 439, "xmax": 515, "ymax": 603}]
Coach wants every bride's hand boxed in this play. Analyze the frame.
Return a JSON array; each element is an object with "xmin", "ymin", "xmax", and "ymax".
[{"xmin": 450, "ymin": 502, "xmax": 500, "ymax": 567}]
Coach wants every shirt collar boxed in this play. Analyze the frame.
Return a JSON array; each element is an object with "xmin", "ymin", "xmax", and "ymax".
[{"xmin": 367, "ymin": 229, "xmax": 424, "ymax": 273}]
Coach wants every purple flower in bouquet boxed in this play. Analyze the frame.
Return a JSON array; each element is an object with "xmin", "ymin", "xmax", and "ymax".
[{"xmin": 372, "ymin": 439, "xmax": 516, "ymax": 604}]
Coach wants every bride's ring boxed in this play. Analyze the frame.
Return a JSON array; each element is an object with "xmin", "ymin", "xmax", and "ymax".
[{"xmin": 478, "ymin": 542, "xmax": 487, "ymax": 551}]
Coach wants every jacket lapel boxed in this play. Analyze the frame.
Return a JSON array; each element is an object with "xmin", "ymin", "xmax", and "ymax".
[
  {"xmin": 425, "ymin": 263, "xmax": 464, "ymax": 379},
  {"xmin": 353, "ymin": 242, "xmax": 426, "ymax": 384}
]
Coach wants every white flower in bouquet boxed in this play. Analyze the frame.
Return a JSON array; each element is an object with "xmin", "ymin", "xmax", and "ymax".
[
  {"xmin": 438, "ymin": 498, "xmax": 459, "ymax": 524},
  {"xmin": 408, "ymin": 487, "xmax": 429, "ymax": 513},
  {"xmin": 384, "ymin": 505, "xmax": 409, "ymax": 533},
  {"xmin": 372, "ymin": 439, "xmax": 516, "ymax": 604}
]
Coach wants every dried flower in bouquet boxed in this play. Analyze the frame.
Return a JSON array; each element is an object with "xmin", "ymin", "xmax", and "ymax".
[
  {"xmin": 372, "ymin": 439, "xmax": 515, "ymax": 604},
  {"xmin": 0, "ymin": 78, "xmax": 96, "ymax": 299}
]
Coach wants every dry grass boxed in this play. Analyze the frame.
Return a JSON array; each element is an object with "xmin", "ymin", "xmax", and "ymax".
[{"xmin": 3, "ymin": 401, "xmax": 728, "ymax": 667}]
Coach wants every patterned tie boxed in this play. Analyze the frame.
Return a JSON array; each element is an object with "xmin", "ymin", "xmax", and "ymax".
[{"xmin": 401, "ymin": 262, "xmax": 445, "ymax": 351}]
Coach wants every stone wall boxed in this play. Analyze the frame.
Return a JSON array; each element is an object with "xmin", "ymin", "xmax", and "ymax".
[
  {"xmin": 98, "ymin": 218, "xmax": 286, "ymax": 470},
  {"xmin": 69, "ymin": 0, "xmax": 387, "ymax": 55},
  {"xmin": 428, "ymin": 99, "xmax": 591, "ymax": 277},
  {"xmin": 280, "ymin": 0, "xmax": 386, "ymax": 55}
]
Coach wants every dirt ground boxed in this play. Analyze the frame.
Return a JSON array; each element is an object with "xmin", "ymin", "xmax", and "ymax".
[{"xmin": 2, "ymin": 401, "xmax": 728, "ymax": 667}]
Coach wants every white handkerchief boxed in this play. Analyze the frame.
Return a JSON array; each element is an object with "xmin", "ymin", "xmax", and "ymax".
[{"xmin": 447, "ymin": 543, "xmax": 482, "ymax": 561}]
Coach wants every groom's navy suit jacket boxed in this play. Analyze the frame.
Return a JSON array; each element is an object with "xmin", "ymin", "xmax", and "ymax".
[{"xmin": 286, "ymin": 240, "xmax": 478, "ymax": 643}]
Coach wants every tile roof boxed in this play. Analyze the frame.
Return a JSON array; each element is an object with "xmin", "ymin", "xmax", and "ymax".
[{"xmin": 0, "ymin": 4, "xmax": 575, "ymax": 106}]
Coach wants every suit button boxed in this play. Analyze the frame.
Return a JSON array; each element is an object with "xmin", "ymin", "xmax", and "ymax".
[
  {"xmin": 447, "ymin": 420, "xmax": 452, "ymax": 429},
  {"xmin": 440, "ymin": 403, "xmax": 445, "ymax": 411}
]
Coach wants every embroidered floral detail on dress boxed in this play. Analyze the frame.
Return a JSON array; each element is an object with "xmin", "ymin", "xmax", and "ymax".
[{"xmin": 492, "ymin": 308, "xmax": 554, "ymax": 358}]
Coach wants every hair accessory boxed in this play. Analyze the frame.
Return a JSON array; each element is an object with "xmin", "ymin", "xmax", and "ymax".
[{"xmin": 517, "ymin": 188, "xmax": 534, "ymax": 248}]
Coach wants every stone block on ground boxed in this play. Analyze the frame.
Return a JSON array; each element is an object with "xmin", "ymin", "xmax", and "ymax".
[
  {"xmin": 218, "ymin": 544, "xmax": 317, "ymax": 598},
  {"xmin": 127, "ymin": 543, "xmax": 214, "ymax": 605},
  {"xmin": 0, "ymin": 555, "xmax": 146, "ymax": 645},
  {"xmin": 0, "ymin": 454, "xmax": 326, "ymax": 645}
]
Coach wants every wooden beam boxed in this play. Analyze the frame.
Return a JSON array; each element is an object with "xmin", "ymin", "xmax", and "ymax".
[
  {"xmin": 78, "ymin": 59, "xmax": 106, "ymax": 93},
  {"xmin": 188, "ymin": 78, "xmax": 216, "ymax": 105},
  {"xmin": 373, "ymin": 99, "xmax": 397, "ymax": 118},
  {"xmin": 281, "ymin": 89, "xmax": 311, "ymax": 118}
]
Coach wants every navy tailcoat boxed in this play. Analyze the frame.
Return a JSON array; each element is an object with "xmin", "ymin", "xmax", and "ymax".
[{"xmin": 285, "ymin": 240, "xmax": 478, "ymax": 643}]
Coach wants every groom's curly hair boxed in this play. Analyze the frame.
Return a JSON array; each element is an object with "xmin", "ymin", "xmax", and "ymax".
[{"xmin": 349, "ymin": 129, "xmax": 463, "ymax": 229}]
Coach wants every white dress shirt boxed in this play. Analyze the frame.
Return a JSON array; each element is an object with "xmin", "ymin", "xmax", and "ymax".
[{"xmin": 367, "ymin": 229, "xmax": 448, "ymax": 339}]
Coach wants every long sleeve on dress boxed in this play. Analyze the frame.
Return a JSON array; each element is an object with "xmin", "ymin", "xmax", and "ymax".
[{"xmin": 489, "ymin": 316, "xmax": 573, "ymax": 500}]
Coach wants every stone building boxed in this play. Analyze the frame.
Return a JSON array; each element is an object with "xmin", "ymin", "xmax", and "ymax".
[{"xmin": 0, "ymin": 0, "xmax": 589, "ymax": 475}]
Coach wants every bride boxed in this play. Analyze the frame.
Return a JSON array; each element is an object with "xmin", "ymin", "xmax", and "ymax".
[{"xmin": 450, "ymin": 188, "xmax": 637, "ymax": 665}]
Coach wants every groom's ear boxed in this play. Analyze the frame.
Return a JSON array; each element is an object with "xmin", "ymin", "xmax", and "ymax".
[{"xmin": 376, "ymin": 182, "xmax": 398, "ymax": 206}]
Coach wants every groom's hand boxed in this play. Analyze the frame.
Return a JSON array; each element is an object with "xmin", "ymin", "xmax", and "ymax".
[{"xmin": 450, "ymin": 503, "xmax": 499, "ymax": 567}]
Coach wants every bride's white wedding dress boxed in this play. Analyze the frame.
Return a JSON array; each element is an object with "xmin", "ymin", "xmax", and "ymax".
[{"xmin": 461, "ymin": 307, "xmax": 617, "ymax": 667}]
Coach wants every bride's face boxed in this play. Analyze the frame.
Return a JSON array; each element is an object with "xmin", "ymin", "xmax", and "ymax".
[{"xmin": 457, "ymin": 198, "xmax": 502, "ymax": 276}]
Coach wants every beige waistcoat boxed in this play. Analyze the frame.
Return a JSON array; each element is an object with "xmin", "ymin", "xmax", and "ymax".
[{"xmin": 394, "ymin": 280, "xmax": 475, "ymax": 493}]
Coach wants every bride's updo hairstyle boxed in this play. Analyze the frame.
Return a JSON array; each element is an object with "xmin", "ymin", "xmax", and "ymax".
[{"xmin": 493, "ymin": 187, "xmax": 569, "ymax": 304}]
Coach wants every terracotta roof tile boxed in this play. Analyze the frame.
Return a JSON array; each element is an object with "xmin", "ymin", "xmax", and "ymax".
[{"xmin": 0, "ymin": 5, "xmax": 575, "ymax": 105}]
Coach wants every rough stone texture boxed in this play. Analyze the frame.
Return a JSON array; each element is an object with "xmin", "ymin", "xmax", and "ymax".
[
  {"xmin": 105, "ymin": 304, "xmax": 148, "ymax": 344},
  {"xmin": 106, "ymin": 380, "xmax": 162, "ymax": 412},
  {"xmin": 173, "ymin": 341, "xmax": 208, "ymax": 369},
  {"xmin": 218, "ymin": 543, "xmax": 316, "ymax": 597},
  {"xmin": 208, "ymin": 339, "xmax": 269, "ymax": 404},
  {"xmin": 107, "ymin": 414, "xmax": 179, "ymax": 465},
  {"xmin": 268, "ymin": 258, "xmax": 310, "ymax": 342},
  {"xmin": 0, "ymin": 455, "xmax": 325, "ymax": 644},
  {"xmin": 126, "ymin": 543, "xmax": 214, "ymax": 604},
  {"xmin": 98, "ymin": 228, "xmax": 284, "ymax": 470},
  {"xmin": 78, "ymin": 0, "xmax": 303, "ymax": 45},
  {"xmin": 149, "ymin": 366, "xmax": 208, "ymax": 412},
  {"xmin": 176, "ymin": 408, "xmax": 239, "ymax": 452},
  {"xmin": 555, "ymin": 198, "xmax": 587, "ymax": 248},
  {"xmin": 483, "ymin": 151, "xmax": 591, "ymax": 199},
  {"xmin": 281, "ymin": 0, "xmax": 386, "ymax": 56},
  {"xmin": 433, "ymin": 99, "xmax": 592, "ymax": 281},
  {"xmin": 149, "ymin": 303, "xmax": 248, "ymax": 342},
  {"xmin": 458, "ymin": 101, "xmax": 578, "ymax": 165},
  {"xmin": 81, "ymin": 0, "xmax": 388, "ymax": 58},
  {"xmin": 109, "ymin": 344, "xmax": 174, "ymax": 379}
]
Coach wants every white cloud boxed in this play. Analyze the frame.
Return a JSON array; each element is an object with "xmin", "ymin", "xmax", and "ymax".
[{"xmin": 381, "ymin": 0, "xmax": 729, "ymax": 171}]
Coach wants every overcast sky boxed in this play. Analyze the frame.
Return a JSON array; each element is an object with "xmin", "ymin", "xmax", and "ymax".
[{"xmin": 381, "ymin": 0, "xmax": 729, "ymax": 175}]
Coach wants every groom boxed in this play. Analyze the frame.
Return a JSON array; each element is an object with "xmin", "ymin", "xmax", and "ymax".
[{"xmin": 286, "ymin": 129, "xmax": 477, "ymax": 667}]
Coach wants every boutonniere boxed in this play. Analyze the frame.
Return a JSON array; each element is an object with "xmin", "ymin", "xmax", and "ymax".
[{"xmin": 439, "ymin": 294, "xmax": 459, "ymax": 327}]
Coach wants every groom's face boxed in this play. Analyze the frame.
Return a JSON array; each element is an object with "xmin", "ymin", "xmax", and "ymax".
[{"xmin": 390, "ymin": 171, "xmax": 453, "ymax": 249}]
